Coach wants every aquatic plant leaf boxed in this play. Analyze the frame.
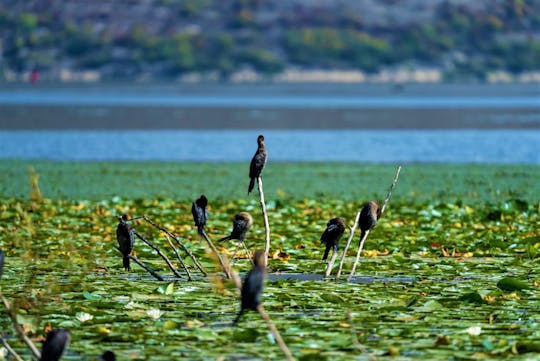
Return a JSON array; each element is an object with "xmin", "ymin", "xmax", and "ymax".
[{"xmin": 496, "ymin": 277, "xmax": 530, "ymax": 291}]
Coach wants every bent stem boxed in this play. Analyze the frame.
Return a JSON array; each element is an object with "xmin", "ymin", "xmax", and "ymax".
[
  {"xmin": 256, "ymin": 304, "xmax": 295, "ymax": 361},
  {"xmin": 132, "ymin": 229, "xmax": 183, "ymax": 278},
  {"xmin": 202, "ymin": 230, "xmax": 232, "ymax": 279},
  {"xmin": 164, "ymin": 233, "xmax": 192, "ymax": 281},
  {"xmin": 335, "ymin": 211, "xmax": 361, "ymax": 280},
  {"xmin": 257, "ymin": 177, "xmax": 271, "ymax": 265},
  {"xmin": 346, "ymin": 165, "xmax": 402, "ymax": 282},
  {"xmin": 1, "ymin": 336, "xmax": 25, "ymax": 361},
  {"xmin": 0, "ymin": 293, "xmax": 41, "ymax": 360}
]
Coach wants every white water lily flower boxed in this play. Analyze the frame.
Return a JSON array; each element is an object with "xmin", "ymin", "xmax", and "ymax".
[
  {"xmin": 147, "ymin": 308, "xmax": 163, "ymax": 320},
  {"xmin": 465, "ymin": 326, "xmax": 482, "ymax": 336},
  {"xmin": 0, "ymin": 347, "xmax": 8, "ymax": 359},
  {"xmin": 76, "ymin": 312, "xmax": 94, "ymax": 323}
]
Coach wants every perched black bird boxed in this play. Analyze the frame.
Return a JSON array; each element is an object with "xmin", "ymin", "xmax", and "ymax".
[
  {"xmin": 0, "ymin": 249, "xmax": 4, "ymax": 280},
  {"xmin": 320, "ymin": 217, "xmax": 346, "ymax": 260},
  {"xmin": 218, "ymin": 212, "xmax": 253, "ymax": 243},
  {"xmin": 359, "ymin": 200, "xmax": 381, "ymax": 240},
  {"xmin": 40, "ymin": 329, "xmax": 71, "ymax": 361},
  {"xmin": 233, "ymin": 250, "xmax": 267, "ymax": 325},
  {"xmin": 191, "ymin": 194, "xmax": 208, "ymax": 235},
  {"xmin": 116, "ymin": 214, "xmax": 135, "ymax": 271},
  {"xmin": 101, "ymin": 351, "xmax": 116, "ymax": 361},
  {"xmin": 248, "ymin": 135, "xmax": 268, "ymax": 194}
]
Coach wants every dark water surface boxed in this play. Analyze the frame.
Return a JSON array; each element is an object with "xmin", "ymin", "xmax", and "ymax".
[{"xmin": 0, "ymin": 83, "xmax": 538, "ymax": 163}]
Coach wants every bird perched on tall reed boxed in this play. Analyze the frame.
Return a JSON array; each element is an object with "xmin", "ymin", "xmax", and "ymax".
[
  {"xmin": 116, "ymin": 215, "xmax": 135, "ymax": 271},
  {"xmin": 248, "ymin": 135, "xmax": 267, "ymax": 194},
  {"xmin": 320, "ymin": 217, "xmax": 346, "ymax": 260},
  {"xmin": 218, "ymin": 212, "xmax": 253, "ymax": 243},
  {"xmin": 101, "ymin": 351, "xmax": 116, "ymax": 361},
  {"xmin": 233, "ymin": 250, "xmax": 267, "ymax": 325},
  {"xmin": 40, "ymin": 329, "xmax": 71, "ymax": 361},
  {"xmin": 191, "ymin": 194, "xmax": 208, "ymax": 235},
  {"xmin": 359, "ymin": 200, "xmax": 381, "ymax": 240}
]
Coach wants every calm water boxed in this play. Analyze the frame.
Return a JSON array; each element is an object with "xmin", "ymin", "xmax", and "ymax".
[
  {"xmin": 0, "ymin": 83, "xmax": 538, "ymax": 163},
  {"xmin": 0, "ymin": 129, "xmax": 538, "ymax": 164}
]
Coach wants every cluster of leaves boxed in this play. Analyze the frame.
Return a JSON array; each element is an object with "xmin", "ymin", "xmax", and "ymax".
[
  {"xmin": 1, "ymin": 1, "xmax": 539, "ymax": 80},
  {"xmin": 0, "ymin": 191, "xmax": 537, "ymax": 359}
]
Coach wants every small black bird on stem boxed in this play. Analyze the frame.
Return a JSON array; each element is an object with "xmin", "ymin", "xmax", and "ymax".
[
  {"xmin": 219, "ymin": 212, "xmax": 253, "ymax": 263},
  {"xmin": 359, "ymin": 200, "xmax": 381, "ymax": 240},
  {"xmin": 191, "ymin": 194, "xmax": 208, "ymax": 235},
  {"xmin": 248, "ymin": 135, "xmax": 267, "ymax": 195},
  {"xmin": 218, "ymin": 212, "xmax": 253, "ymax": 243},
  {"xmin": 233, "ymin": 250, "xmax": 267, "ymax": 325},
  {"xmin": 320, "ymin": 217, "xmax": 346, "ymax": 261},
  {"xmin": 116, "ymin": 215, "xmax": 135, "ymax": 271},
  {"xmin": 101, "ymin": 351, "xmax": 116, "ymax": 361},
  {"xmin": 40, "ymin": 329, "xmax": 71, "ymax": 361}
]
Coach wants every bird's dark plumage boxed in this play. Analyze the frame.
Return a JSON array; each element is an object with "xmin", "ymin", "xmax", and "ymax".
[
  {"xmin": 359, "ymin": 201, "xmax": 381, "ymax": 240},
  {"xmin": 218, "ymin": 212, "xmax": 253, "ymax": 242},
  {"xmin": 116, "ymin": 214, "xmax": 135, "ymax": 271},
  {"xmin": 191, "ymin": 195, "xmax": 208, "ymax": 235},
  {"xmin": 320, "ymin": 217, "xmax": 346, "ymax": 260},
  {"xmin": 101, "ymin": 351, "xmax": 116, "ymax": 361},
  {"xmin": 233, "ymin": 250, "xmax": 266, "ymax": 325},
  {"xmin": 248, "ymin": 135, "xmax": 267, "ymax": 194},
  {"xmin": 0, "ymin": 249, "xmax": 4, "ymax": 280},
  {"xmin": 40, "ymin": 329, "xmax": 71, "ymax": 361}
]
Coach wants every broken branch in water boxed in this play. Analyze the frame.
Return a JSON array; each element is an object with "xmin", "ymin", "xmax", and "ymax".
[
  {"xmin": 142, "ymin": 216, "xmax": 207, "ymax": 276},
  {"xmin": 347, "ymin": 165, "xmax": 402, "ymax": 282},
  {"xmin": 127, "ymin": 254, "xmax": 164, "ymax": 281},
  {"xmin": 132, "ymin": 229, "xmax": 183, "ymax": 278},
  {"xmin": 0, "ymin": 293, "xmax": 41, "ymax": 360},
  {"xmin": 164, "ymin": 233, "xmax": 193, "ymax": 281}
]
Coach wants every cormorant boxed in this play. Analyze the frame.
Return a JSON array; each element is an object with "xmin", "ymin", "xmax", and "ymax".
[
  {"xmin": 248, "ymin": 135, "xmax": 267, "ymax": 194},
  {"xmin": 40, "ymin": 329, "xmax": 71, "ymax": 361},
  {"xmin": 116, "ymin": 215, "xmax": 135, "ymax": 271},
  {"xmin": 320, "ymin": 217, "xmax": 346, "ymax": 260},
  {"xmin": 191, "ymin": 194, "xmax": 208, "ymax": 235},
  {"xmin": 218, "ymin": 212, "xmax": 253, "ymax": 243},
  {"xmin": 233, "ymin": 250, "xmax": 267, "ymax": 325},
  {"xmin": 359, "ymin": 201, "xmax": 381, "ymax": 240},
  {"xmin": 101, "ymin": 351, "xmax": 116, "ymax": 361}
]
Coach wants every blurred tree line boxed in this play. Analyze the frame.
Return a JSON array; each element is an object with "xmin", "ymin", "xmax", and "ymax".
[{"xmin": 0, "ymin": 0, "xmax": 539, "ymax": 80}]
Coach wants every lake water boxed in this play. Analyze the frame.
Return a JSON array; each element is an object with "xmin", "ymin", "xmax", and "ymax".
[
  {"xmin": 0, "ymin": 83, "xmax": 538, "ymax": 163},
  {"xmin": 1, "ymin": 129, "xmax": 538, "ymax": 164}
]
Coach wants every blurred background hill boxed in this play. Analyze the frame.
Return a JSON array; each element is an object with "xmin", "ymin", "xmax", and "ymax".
[{"xmin": 1, "ymin": 0, "xmax": 539, "ymax": 82}]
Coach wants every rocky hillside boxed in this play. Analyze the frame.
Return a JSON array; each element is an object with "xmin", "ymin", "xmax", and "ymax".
[{"xmin": 1, "ymin": 0, "xmax": 539, "ymax": 81}]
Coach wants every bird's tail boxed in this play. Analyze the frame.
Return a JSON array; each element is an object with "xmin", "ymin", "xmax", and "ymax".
[
  {"xmin": 232, "ymin": 309, "xmax": 244, "ymax": 326},
  {"xmin": 360, "ymin": 231, "xmax": 367, "ymax": 242},
  {"xmin": 248, "ymin": 177, "xmax": 255, "ymax": 194},
  {"xmin": 218, "ymin": 235, "xmax": 232, "ymax": 242},
  {"xmin": 197, "ymin": 225, "xmax": 204, "ymax": 235},
  {"xmin": 123, "ymin": 256, "xmax": 130, "ymax": 271},
  {"xmin": 322, "ymin": 245, "xmax": 330, "ymax": 261}
]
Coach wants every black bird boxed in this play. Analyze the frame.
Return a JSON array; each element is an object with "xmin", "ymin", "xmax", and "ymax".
[
  {"xmin": 359, "ymin": 200, "xmax": 381, "ymax": 240},
  {"xmin": 40, "ymin": 329, "xmax": 71, "ymax": 361},
  {"xmin": 233, "ymin": 250, "xmax": 267, "ymax": 325},
  {"xmin": 116, "ymin": 214, "xmax": 135, "ymax": 271},
  {"xmin": 101, "ymin": 351, "xmax": 116, "ymax": 361},
  {"xmin": 248, "ymin": 135, "xmax": 268, "ymax": 194},
  {"xmin": 191, "ymin": 194, "xmax": 208, "ymax": 235},
  {"xmin": 218, "ymin": 212, "xmax": 253, "ymax": 243},
  {"xmin": 0, "ymin": 249, "xmax": 4, "ymax": 280},
  {"xmin": 320, "ymin": 217, "xmax": 346, "ymax": 260}
]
